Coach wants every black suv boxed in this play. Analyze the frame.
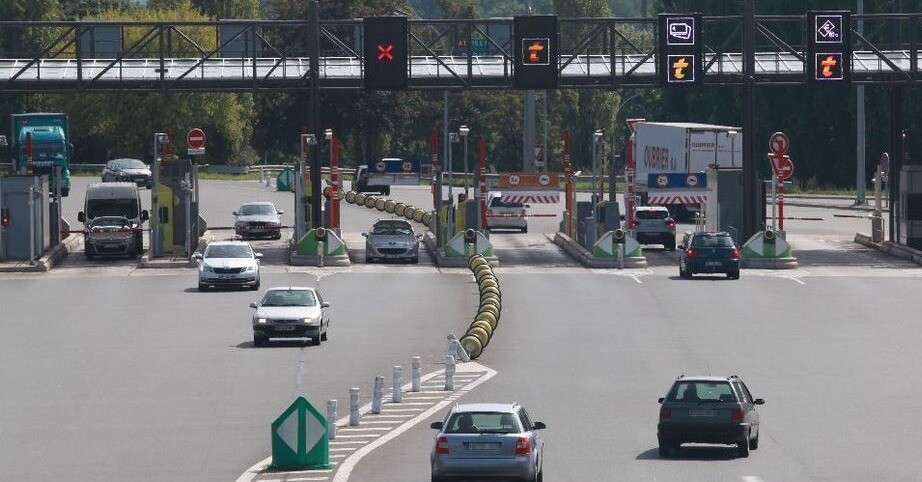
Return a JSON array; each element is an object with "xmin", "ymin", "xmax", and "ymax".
[{"xmin": 657, "ymin": 375, "xmax": 764, "ymax": 458}]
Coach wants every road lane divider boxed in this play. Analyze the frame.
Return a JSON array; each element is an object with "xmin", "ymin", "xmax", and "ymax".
[
  {"xmin": 458, "ymin": 254, "xmax": 502, "ymax": 360},
  {"xmin": 341, "ymin": 190, "xmax": 434, "ymax": 229}
]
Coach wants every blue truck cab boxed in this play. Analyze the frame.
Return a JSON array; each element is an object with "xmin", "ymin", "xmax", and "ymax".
[{"xmin": 11, "ymin": 113, "xmax": 72, "ymax": 197}]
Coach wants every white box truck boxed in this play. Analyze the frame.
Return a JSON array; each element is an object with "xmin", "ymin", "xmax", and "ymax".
[{"xmin": 630, "ymin": 122, "xmax": 742, "ymax": 221}]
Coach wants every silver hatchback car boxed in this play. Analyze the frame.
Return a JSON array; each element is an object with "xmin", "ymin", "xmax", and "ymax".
[
  {"xmin": 363, "ymin": 218, "xmax": 421, "ymax": 263},
  {"xmin": 430, "ymin": 403, "xmax": 546, "ymax": 482}
]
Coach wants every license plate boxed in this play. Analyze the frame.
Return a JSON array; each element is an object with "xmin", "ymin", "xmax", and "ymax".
[
  {"xmin": 689, "ymin": 409, "xmax": 715, "ymax": 417},
  {"xmin": 219, "ymin": 274, "xmax": 235, "ymax": 279},
  {"xmin": 705, "ymin": 261, "xmax": 722, "ymax": 267},
  {"xmin": 466, "ymin": 442, "xmax": 501, "ymax": 451},
  {"xmin": 275, "ymin": 325, "xmax": 297, "ymax": 331}
]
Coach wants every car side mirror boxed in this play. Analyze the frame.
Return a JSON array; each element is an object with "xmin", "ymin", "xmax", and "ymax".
[
  {"xmin": 249, "ymin": 302, "xmax": 258, "ymax": 308},
  {"xmin": 192, "ymin": 253, "xmax": 203, "ymax": 261},
  {"xmin": 141, "ymin": 210, "xmax": 149, "ymax": 222},
  {"xmin": 532, "ymin": 421, "xmax": 546, "ymax": 430},
  {"xmin": 677, "ymin": 245, "xmax": 684, "ymax": 250},
  {"xmin": 754, "ymin": 398, "xmax": 765, "ymax": 405},
  {"xmin": 361, "ymin": 232, "xmax": 368, "ymax": 237},
  {"xmin": 277, "ymin": 210, "xmax": 284, "ymax": 215},
  {"xmin": 321, "ymin": 301, "xmax": 330, "ymax": 308},
  {"xmin": 658, "ymin": 397, "xmax": 664, "ymax": 403},
  {"xmin": 255, "ymin": 253, "xmax": 263, "ymax": 259},
  {"xmin": 232, "ymin": 211, "xmax": 238, "ymax": 216},
  {"xmin": 430, "ymin": 422, "xmax": 443, "ymax": 430},
  {"xmin": 77, "ymin": 212, "xmax": 85, "ymax": 222}
]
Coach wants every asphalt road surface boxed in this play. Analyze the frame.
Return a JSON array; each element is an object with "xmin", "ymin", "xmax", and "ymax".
[{"xmin": 3, "ymin": 180, "xmax": 920, "ymax": 482}]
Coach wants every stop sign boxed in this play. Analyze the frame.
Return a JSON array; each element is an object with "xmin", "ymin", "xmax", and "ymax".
[{"xmin": 187, "ymin": 128, "xmax": 206, "ymax": 149}]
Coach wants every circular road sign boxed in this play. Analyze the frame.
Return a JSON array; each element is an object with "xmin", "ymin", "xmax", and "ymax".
[
  {"xmin": 769, "ymin": 131, "xmax": 789, "ymax": 155},
  {"xmin": 686, "ymin": 174, "xmax": 699, "ymax": 187},
  {"xmin": 375, "ymin": 161, "xmax": 386, "ymax": 172},
  {"xmin": 538, "ymin": 174, "xmax": 550, "ymax": 186},
  {"xmin": 656, "ymin": 174, "xmax": 669, "ymax": 187},
  {"xmin": 402, "ymin": 161, "xmax": 413, "ymax": 172},
  {"xmin": 187, "ymin": 128, "xmax": 206, "ymax": 149},
  {"xmin": 508, "ymin": 174, "xmax": 521, "ymax": 186}
]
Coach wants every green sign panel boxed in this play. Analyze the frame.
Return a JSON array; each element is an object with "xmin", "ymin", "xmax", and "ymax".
[{"xmin": 270, "ymin": 396, "xmax": 333, "ymax": 470}]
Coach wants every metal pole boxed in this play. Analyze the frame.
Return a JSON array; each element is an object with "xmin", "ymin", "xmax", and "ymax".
[
  {"xmin": 151, "ymin": 134, "xmax": 160, "ymax": 257},
  {"xmin": 448, "ymin": 136, "xmax": 454, "ymax": 203},
  {"xmin": 0, "ymin": 171, "xmax": 4, "ymax": 261},
  {"xmin": 52, "ymin": 166, "xmax": 61, "ymax": 245},
  {"xmin": 742, "ymin": 0, "xmax": 758, "ymax": 239},
  {"xmin": 308, "ymin": 0, "xmax": 322, "ymax": 230},
  {"xmin": 479, "ymin": 138, "xmax": 487, "ymax": 230},
  {"xmin": 444, "ymin": 354, "xmax": 455, "ymax": 391},
  {"xmin": 331, "ymin": 135, "xmax": 341, "ymax": 233},
  {"xmin": 372, "ymin": 376, "xmax": 384, "ymax": 414},
  {"xmin": 771, "ymin": 176, "xmax": 777, "ymax": 230},
  {"xmin": 412, "ymin": 356, "xmax": 421, "ymax": 392},
  {"xmin": 856, "ymin": 0, "xmax": 867, "ymax": 205},
  {"xmin": 889, "ymin": 87, "xmax": 903, "ymax": 241},
  {"xmin": 463, "ymin": 135, "xmax": 469, "ymax": 197},
  {"xmin": 184, "ymin": 172, "xmax": 191, "ymax": 257},
  {"xmin": 524, "ymin": 91, "xmax": 536, "ymax": 172},
  {"xmin": 591, "ymin": 135, "xmax": 599, "ymax": 222},
  {"xmin": 349, "ymin": 387, "xmax": 360, "ymax": 426},
  {"xmin": 29, "ymin": 184, "xmax": 35, "ymax": 265}
]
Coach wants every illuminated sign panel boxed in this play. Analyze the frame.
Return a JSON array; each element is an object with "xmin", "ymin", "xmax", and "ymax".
[
  {"xmin": 363, "ymin": 17, "xmax": 408, "ymax": 90},
  {"xmin": 808, "ymin": 11, "xmax": 851, "ymax": 83},
  {"xmin": 657, "ymin": 14, "xmax": 702, "ymax": 86},
  {"xmin": 513, "ymin": 16, "xmax": 558, "ymax": 89}
]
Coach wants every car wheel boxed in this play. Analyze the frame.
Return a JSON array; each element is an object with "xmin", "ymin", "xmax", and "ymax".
[
  {"xmin": 729, "ymin": 270, "xmax": 740, "ymax": 280},
  {"xmin": 750, "ymin": 432, "xmax": 759, "ymax": 450},
  {"xmin": 62, "ymin": 188, "xmax": 70, "ymax": 197},
  {"xmin": 383, "ymin": 186, "xmax": 391, "ymax": 196},
  {"xmin": 253, "ymin": 334, "xmax": 267, "ymax": 347},
  {"xmin": 658, "ymin": 441, "xmax": 671, "ymax": 457},
  {"xmin": 666, "ymin": 239, "xmax": 676, "ymax": 251},
  {"xmin": 321, "ymin": 329, "xmax": 328, "ymax": 341},
  {"xmin": 521, "ymin": 226, "xmax": 528, "ymax": 233},
  {"xmin": 312, "ymin": 331, "xmax": 322, "ymax": 346},
  {"xmin": 536, "ymin": 469, "xmax": 544, "ymax": 482},
  {"xmin": 679, "ymin": 266, "xmax": 685, "ymax": 278},
  {"xmin": 411, "ymin": 256, "xmax": 419, "ymax": 264},
  {"xmin": 737, "ymin": 435, "xmax": 751, "ymax": 458},
  {"xmin": 198, "ymin": 283, "xmax": 209, "ymax": 292},
  {"xmin": 85, "ymin": 249, "xmax": 94, "ymax": 260},
  {"xmin": 366, "ymin": 256, "xmax": 374, "ymax": 263},
  {"xmin": 683, "ymin": 268, "xmax": 693, "ymax": 280}
]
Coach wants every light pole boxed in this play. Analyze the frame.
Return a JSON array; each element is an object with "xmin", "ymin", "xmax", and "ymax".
[
  {"xmin": 591, "ymin": 130, "xmax": 605, "ymax": 221},
  {"xmin": 448, "ymin": 132, "xmax": 460, "ymax": 203},
  {"xmin": 459, "ymin": 125, "xmax": 470, "ymax": 197}
]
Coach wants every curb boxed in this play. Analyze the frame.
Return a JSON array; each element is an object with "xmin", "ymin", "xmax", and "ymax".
[
  {"xmin": 855, "ymin": 232, "xmax": 922, "ymax": 265},
  {"xmin": 781, "ymin": 201, "xmax": 888, "ymax": 213},
  {"xmin": 551, "ymin": 232, "xmax": 646, "ymax": 269},
  {"xmin": 138, "ymin": 231, "xmax": 211, "ymax": 269},
  {"xmin": 740, "ymin": 257, "xmax": 799, "ymax": 269},
  {"xmin": 422, "ymin": 232, "xmax": 499, "ymax": 267},
  {"xmin": 289, "ymin": 252, "xmax": 352, "ymax": 267},
  {"xmin": 0, "ymin": 234, "xmax": 81, "ymax": 273}
]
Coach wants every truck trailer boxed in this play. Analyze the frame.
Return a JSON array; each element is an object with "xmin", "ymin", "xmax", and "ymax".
[{"xmin": 630, "ymin": 121, "xmax": 742, "ymax": 221}]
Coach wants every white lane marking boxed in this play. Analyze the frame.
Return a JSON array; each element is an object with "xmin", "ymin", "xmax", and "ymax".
[
  {"xmin": 379, "ymin": 402, "xmax": 436, "ymax": 406},
  {"xmin": 347, "ymin": 420, "xmax": 396, "ymax": 425},
  {"xmin": 236, "ymin": 365, "xmax": 456, "ymax": 482},
  {"xmin": 331, "ymin": 363, "xmax": 497, "ymax": 482},
  {"xmin": 288, "ymin": 478, "xmax": 330, "ymax": 482},
  {"xmin": 378, "ymin": 408, "xmax": 425, "ymax": 413},
  {"xmin": 331, "ymin": 434, "xmax": 379, "ymax": 439},
  {"xmin": 336, "ymin": 427, "xmax": 391, "ymax": 432},
  {"xmin": 741, "ymin": 477, "xmax": 764, "ymax": 482},
  {"xmin": 329, "ymin": 447, "xmax": 353, "ymax": 452}
]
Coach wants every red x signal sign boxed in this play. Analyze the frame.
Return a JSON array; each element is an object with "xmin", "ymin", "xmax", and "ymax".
[{"xmin": 377, "ymin": 44, "xmax": 394, "ymax": 61}]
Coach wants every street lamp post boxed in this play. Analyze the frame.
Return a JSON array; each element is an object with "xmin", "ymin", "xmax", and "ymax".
[
  {"xmin": 459, "ymin": 125, "xmax": 470, "ymax": 197},
  {"xmin": 591, "ymin": 130, "xmax": 605, "ymax": 222}
]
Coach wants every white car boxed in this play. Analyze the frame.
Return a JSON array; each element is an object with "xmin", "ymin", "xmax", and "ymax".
[
  {"xmin": 195, "ymin": 241, "xmax": 261, "ymax": 291},
  {"xmin": 250, "ymin": 287, "xmax": 331, "ymax": 347},
  {"xmin": 486, "ymin": 192, "xmax": 528, "ymax": 232}
]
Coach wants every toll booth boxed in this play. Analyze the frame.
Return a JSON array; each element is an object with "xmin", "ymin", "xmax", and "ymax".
[
  {"xmin": 157, "ymin": 160, "xmax": 204, "ymax": 255},
  {"xmin": 705, "ymin": 167, "xmax": 744, "ymax": 244},
  {"xmin": 0, "ymin": 175, "xmax": 50, "ymax": 261},
  {"xmin": 898, "ymin": 165, "xmax": 922, "ymax": 249}
]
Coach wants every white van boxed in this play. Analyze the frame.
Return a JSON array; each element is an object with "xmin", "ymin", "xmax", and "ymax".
[{"xmin": 77, "ymin": 182, "xmax": 148, "ymax": 259}]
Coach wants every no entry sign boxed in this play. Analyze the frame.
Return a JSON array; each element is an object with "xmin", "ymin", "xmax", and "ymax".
[{"xmin": 187, "ymin": 128, "xmax": 206, "ymax": 155}]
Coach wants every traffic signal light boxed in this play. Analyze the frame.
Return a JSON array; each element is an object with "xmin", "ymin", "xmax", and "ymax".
[
  {"xmin": 363, "ymin": 17, "xmax": 408, "ymax": 90},
  {"xmin": 657, "ymin": 14, "xmax": 703, "ymax": 85},
  {"xmin": 1, "ymin": 208, "xmax": 10, "ymax": 227},
  {"xmin": 513, "ymin": 16, "xmax": 558, "ymax": 89},
  {"xmin": 807, "ymin": 11, "xmax": 851, "ymax": 83}
]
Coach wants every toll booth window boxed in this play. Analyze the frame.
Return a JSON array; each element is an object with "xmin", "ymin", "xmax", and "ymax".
[
  {"xmin": 261, "ymin": 290, "xmax": 317, "ymax": 307},
  {"xmin": 635, "ymin": 209, "xmax": 669, "ymax": 220},
  {"xmin": 204, "ymin": 244, "xmax": 253, "ymax": 258},
  {"xmin": 87, "ymin": 199, "xmax": 139, "ymax": 220}
]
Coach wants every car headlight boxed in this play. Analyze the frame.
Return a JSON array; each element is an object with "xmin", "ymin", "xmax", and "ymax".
[
  {"xmin": 256, "ymin": 318, "xmax": 267, "ymax": 324},
  {"xmin": 201, "ymin": 264, "xmax": 214, "ymax": 273},
  {"xmin": 302, "ymin": 317, "xmax": 320, "ymax": 325},
  {"xmin": 243, "ymin": 264, "xmax": 256, "ymax": 272}
]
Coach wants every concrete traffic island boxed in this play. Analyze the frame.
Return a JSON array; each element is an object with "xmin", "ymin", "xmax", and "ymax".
[
  {"xmin": 139, "ymin": 230, "xmax": 210, "ymax": 268},
  {"xmin": 552, "ymin": 231, "xmax": 647, "ymax": 269},
  {"xmin": 855, "ymin": 232, "xmax": 922, "ymax": 266},
  {"xmin": 0, "ymin": 233, "xmax": 80, "ymax": 273},
  {"xmin": 422, "ymin": 231, "xmax": 499, "ymax": 267},
  {"xmin": 290, "ymin": 228, "xmax": 351, "ymax": 267},
  {"xmin": 740, "ymin": 230, "xmax": 798, "ymax": 269}
]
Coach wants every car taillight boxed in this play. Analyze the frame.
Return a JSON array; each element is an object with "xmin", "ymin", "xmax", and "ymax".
[
  {"xmin": 435, "ymin": 436, "xmax": 449, "ymax": 455},
  {"xmin": 631, "ymin": 220, "xmax": 638, "ymax": 228},
  {"xmin": 667, "ymin": 220, "xmax": 676, "ymax": 228},
  {"xmin": 515, "ymin": 437, "xmax": 532, "ymax": 455},
  {"xmin": 659, "ymin": 408, "xmax": 672, "ymax": 420},
  {"xmin": 685, "ymin": 248, "xmax": 698, "ymax": 258},
  {"xmin": 731, "ymin": 248, "xmax": 740, "ymax": 259},
  {"xmin": 731, "ymin": 410, "xmax": 744, "ymax": 421}
]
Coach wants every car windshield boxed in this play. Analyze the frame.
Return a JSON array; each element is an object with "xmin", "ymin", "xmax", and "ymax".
[
  {"xmin": 204, "ymin": 244, "xmax": 253, "ymax": 259},
  {"xmin": 691, "ymin": 235, "xmax": 735, "ymax": 248},
  {"xmin": 444, "ymin": 412, "xmax": 521, "ymax": 434},
  {"xmin": 240, "ymin": 204, "xmax": 276, "ymax": 216},
  {"xmin": 117, "ymin": 159, "xmax": 146, "ymax": 169},
  {"xmin": 261, "ymin": 290, "xmax": 317, "ymax": 307},
  {"xmin": 667, "ymin": 381, "xmax": 737, "ymax": 403},
  {"xmin": 86, "ymin": 199, "xmax": 139, "ymax": 220},
  {"xmin": 372, "ymin": 221, "xmax": 413, "ymax": 235},
  {"xmin": 489, "ymin": 197, "xmax": 524, "ymax": 209},
  {"xmin": 635, "ymin": 209, "xmax": 669, "ymax": 220}
]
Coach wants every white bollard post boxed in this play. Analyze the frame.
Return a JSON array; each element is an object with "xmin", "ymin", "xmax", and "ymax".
[
  {"xmin": 349, "ymin": 388, "xmax": 360, "ymax": 426},
  {"xmin": 258, "ymin": 166, "xmax": 264, "ymax": 184},
  {"xmin": 318, "ymin": 240, "xmax": 325, "ymax": 268},
  {"xmin": 372, "ymin": 376, "xmax": 384, "ymax": 414},
  {"xmin": 392, "ymin": 366, "xmax": 403, "ymax": 403},
  {"xmin": 412, "ymin": 356, "xmax": 421, "ymax": 392},
  {"xmin": 327, "ymin": 399, "xmax": 337, "ymax": 440},
  {"xmin": 444, "ymin": 354, "xmax": 455, "ymax": 391}
]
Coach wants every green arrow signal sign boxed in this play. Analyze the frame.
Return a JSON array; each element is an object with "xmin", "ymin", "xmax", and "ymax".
[{"xmin": 271, "ymin": 397, "xmax": 333, "ymax": 470}]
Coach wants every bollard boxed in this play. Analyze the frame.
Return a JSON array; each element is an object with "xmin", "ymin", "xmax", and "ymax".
[
  {"xmin": 372, "ymin": 376, "xmax": 384, "ymax": 414},
  {"xmin": 258, "ymin": 166, "xmax": 264, "ymax": 184},
  {"xmin": 444, "ymin": 354, "xmax": 456, "ymax": 391},
  {"xmin": 318, "ymin": 240, "xmax": 325, "ymax": 268},
  {"xmin": 327, "ymin": 399, "xmax": 337, "ymax": 440},
  {"xmin": 392, "ymin": 366, "xmax": 403, "ymax": 403},
  {"xmin": 412, "ymin": 356, "xmax": 421, "ymax": 392},
  {"xmin": 349, "ymin": 388, "xmax": 360, "ymax": 426}
]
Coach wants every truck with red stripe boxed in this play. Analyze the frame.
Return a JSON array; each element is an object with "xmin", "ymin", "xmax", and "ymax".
[{"xmin": 628, "ymin": 121, "xmax": 742, "ymax": 221}]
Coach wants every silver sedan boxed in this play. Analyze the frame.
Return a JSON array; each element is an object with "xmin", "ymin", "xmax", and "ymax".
[
  {"xmin": 363, "ymin": 218, "xmax": 421, "ymax": 263},
  {"xmin": 250, "ymin": 287, "xmax": 330, "ymax": 347},
  {"xmin": 430, "ymin": 402, "xmax": 546, "ymax": 482}
]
